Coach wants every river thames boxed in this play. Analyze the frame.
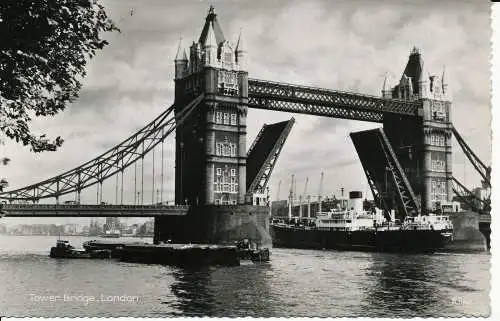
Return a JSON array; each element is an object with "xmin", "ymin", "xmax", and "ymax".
[{"xmin": 0, "ymin": 235, "xmax": 490, "ymax": 317}]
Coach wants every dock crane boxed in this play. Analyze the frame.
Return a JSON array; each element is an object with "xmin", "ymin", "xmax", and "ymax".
[
  {"xmin": 451, "ymin": 126, "xmax": 491, "ymax": 214},
  {"xmin": 269, "ymin": 180, "xmax": 281, "ymax": 218},
  {"xmin": 299, "ymin": 177, "xmax": 308, "ymax": 218},
  {"xmin": 276, "ymin": 180, "xmax": 281, "ymax": 201}
]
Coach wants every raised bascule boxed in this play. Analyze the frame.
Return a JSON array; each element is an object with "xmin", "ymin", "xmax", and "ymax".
[{"xmin": 0, "ymin": 7, "xmax": 490, "ymax": 247}]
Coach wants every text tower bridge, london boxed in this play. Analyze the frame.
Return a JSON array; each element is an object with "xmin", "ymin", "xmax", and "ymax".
[{"xmin": 0, "ymin": 7, "xmax": 490, "ymax": 245}]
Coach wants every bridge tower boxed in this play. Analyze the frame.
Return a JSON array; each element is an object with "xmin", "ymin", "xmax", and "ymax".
[
  {"xmin": 155, "ymin": 6, "xmax": 272, "ymax": 245},
  {"xmin": 174, "ymin": 6, "xmax": 248, "ymax": 206},
  {"xmin": 383, "ymin": 48, "xmax": 453, "ymax": 214}
]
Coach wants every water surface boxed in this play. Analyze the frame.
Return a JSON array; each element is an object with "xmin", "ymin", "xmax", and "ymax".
[{"xmin": 0, "ymin": 235, "xmax": 490, "ymax": 317}]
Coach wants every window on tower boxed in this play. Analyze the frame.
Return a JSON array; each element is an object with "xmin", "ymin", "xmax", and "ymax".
[
  {"xmin": 230, "ymin": 114, "xmax": 237, "ymax": 125},
  {"xmin": 216, "ymin": 138, "xmax": 236, "ymax": 157},
  {"xmin": 213, "ymin": 168, "xmax": 238, "ymax": 194},
  {"xmin": 430, "ymin": 179, "xmax": 447, "ymax": 202},
  {"xmin": 217, "ymin": 70, "xmax": 239, "ymax": 96},
  {"xmin": 430, "ymin": 134, "xmax": 446, "ymax": 147}
]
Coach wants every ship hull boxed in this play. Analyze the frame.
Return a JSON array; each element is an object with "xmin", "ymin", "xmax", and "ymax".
[{"xmin": 271, "ymin": 225, "xmax": 450, "ymax": 253}]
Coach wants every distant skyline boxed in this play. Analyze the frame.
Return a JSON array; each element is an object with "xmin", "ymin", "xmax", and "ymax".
[{"xmin": 1, "ymin": 0, "xmax": 491, "ymax": 225}]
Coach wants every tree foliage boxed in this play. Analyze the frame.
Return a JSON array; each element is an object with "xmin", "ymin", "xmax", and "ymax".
[{"xmin": 0, "ymin": 0, "xmax": 118, "ymax": 152}]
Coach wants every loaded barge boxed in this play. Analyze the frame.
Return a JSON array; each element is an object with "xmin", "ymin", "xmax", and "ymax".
[
  {"xmin": 50, "ymin": 238, "xmax": 270, "ymax": 266},
  {"xmin": 271, "ymin": 191, "xmax": 454, "ymax": 253}
]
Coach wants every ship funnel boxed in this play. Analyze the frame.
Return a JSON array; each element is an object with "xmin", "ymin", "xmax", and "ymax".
[{"xmin": 348, "ymin": 191, "xmax": 363, "ymax": 213}]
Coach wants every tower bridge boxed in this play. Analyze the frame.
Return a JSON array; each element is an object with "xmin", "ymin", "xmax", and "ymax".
[{"xmin": 0, "ymin": 6, "xmax": 490, "ymax": 246}]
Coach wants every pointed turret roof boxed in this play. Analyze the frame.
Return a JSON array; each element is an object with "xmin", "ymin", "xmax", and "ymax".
[
  {"xmin": 199, "ymin": 6, "xmax": 225, "ymax": 46},
  {"xmin": 382, "ymin": 73, "xmax": 388, "ymax": 92},
  {"xmin": 175, "ymin": 38, "xmax": 187, "ymax": 61},
  {"xmin": 441, "ymin": 65, "xmax": 447, "ymax": 93},
  {"xmin": 204, "ymin": 21, "xmax": 217, "ymax": 48},
  {"xmin": 402, "ymin": 47, "xmax": 424, "ymax": 95},
  {"xmin": 236, "ymin": 29, "xmax": 245, "ymax": 52}
]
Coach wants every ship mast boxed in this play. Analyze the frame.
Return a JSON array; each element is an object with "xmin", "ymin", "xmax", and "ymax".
[
  {"xmin": 299, "ymin": 177, "xmax": 308, "ymax": 218},
  {"xmin": 288, "ymin": 174, "xmax": 294, "ymax": 219},
  {"xmin": 318, "ymin": 172, "xmax": 324, "ymax": 213}
]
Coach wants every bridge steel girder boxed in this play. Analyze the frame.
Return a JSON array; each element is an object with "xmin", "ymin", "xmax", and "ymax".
[
  {"xmin": 248, "ymin": 78, "xmax": 421, "ymax": 122},
  {"xmin": 451, "ymin": 177, "xmax": 490, "ymax": 214},
  {"xmin": 0, "ymin": 94, "xmax": 204, "ymax": 202},
  {"xmin": 1, "ymin": 204, "xmax": 189, "ymax": 217},
  {"xmin": 246, "ymin": 118, "xmax": 295, "ymax": 195},
  {"xmin": 350, "ymin": 128, "xmax": 420, "ymax": 219}
]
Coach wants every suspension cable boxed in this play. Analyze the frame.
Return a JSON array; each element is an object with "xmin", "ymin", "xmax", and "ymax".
[
  {"xmin": 152, "ymin": 146, "xmax": 155, "ymax": 204},
  {"xmin": 161, "ymin": 130, "xmax": 164, "ymax": 204},
  {"xmin": 0, "ymin": 94, "xmax": 204, "ymax": 201},
  {"xmin": 120, "ymin": 158, "xmax": 124, "ymax": 205},
  {"xmin": 115, "ymin": 172, "xmax": 118, "ymax": 205},
  {"xmin": 141, "ymin": 141, "xmax": 144, "ymax": 205},
  {"xmin": 134, "ymin": 162, "xmax": 137, "ymax": 205}
]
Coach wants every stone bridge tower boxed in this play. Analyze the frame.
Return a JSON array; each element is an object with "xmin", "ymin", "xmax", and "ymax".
[
  {"xmin": 174, "ymin": 6, "xmax": 248, "ymax": 206},
  {"xmin": 156, "ymin": 6, "xmax": 271, "ymax": 245},
  {"xmin": 382, "ymin": 48, "xmax": 453, "ymax": 213}
]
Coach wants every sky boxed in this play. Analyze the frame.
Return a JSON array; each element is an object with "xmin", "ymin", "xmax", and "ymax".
[{"xmin": 0, "ymin": 0, "xmax": 492, "ymax": 226}]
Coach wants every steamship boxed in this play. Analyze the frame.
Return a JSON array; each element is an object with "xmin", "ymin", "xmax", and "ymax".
[{"xmin": 271, "ymin": 191, "xmax": 454, "ymax": 253}]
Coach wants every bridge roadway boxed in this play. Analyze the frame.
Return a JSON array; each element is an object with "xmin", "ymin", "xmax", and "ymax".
[{"xmin": 0, "ymin": 204, "xmax": 189, "ymax": 217}]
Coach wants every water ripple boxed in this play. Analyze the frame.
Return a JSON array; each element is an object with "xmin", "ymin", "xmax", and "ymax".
[{"xmin": 0, "ymin": 235, "xmax": 490, "ymax": 317}]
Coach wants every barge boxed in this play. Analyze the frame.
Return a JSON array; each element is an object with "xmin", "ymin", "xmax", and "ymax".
[{"xmin": 82, "ymin": 239, "xmax": 270, "ymax": 266}]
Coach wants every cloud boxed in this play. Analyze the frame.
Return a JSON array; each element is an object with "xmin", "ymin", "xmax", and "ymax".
[{"xmin": 1, "ymin": 0, "xmax": 491, "ymax": 225}]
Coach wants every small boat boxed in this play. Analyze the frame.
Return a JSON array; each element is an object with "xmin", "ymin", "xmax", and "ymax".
[
  {"xmin": 236, "ymin": 239, "xmax": 270, "ymax": 263},
  {"xmin": 50, "ymin": 240, "xmax": 111, "ymax": 259}
]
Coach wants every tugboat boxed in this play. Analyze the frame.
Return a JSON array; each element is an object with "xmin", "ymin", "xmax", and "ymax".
[
  {"xmin": 50, "ymin": 240, "xmax": 111, "ymax": 259},
  {"xmin": 236, "ymin": 239, "xmax": 270, "ymax": 263}
]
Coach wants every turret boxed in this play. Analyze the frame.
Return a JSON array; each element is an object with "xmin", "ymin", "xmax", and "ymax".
[
  {"xmin": 204, "ymin": 22, "xmax": 218, "ymax": 67},
  {"xmin": 441, "ymin": 65, "xmax": 451, "ymax": 101},
  {"xmin": 381, "ymin": 73, "xmax": 390, "ymax": 98},
  {"xmin": 235, "ymin": 29, "xmax": 248, "ymax": 71},
  {"xmin": 174, "ymin": 38, "xmax": 188, "ymax": 80},
  {"xmin": 189, "ymin": 41, "xmax": 199, "ymax": 74},
  {"xmin": 418, "ymin": 63, "xmax": 428, "ymax": 99},
  {"xmin": 407, "ymin": 76, "xmax": 413, "ymax": 99}
]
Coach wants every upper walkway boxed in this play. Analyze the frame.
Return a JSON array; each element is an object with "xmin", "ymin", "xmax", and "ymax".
[{"xmin": 248, "ymin": 78, "xmax": 420, "ymax": 122}]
